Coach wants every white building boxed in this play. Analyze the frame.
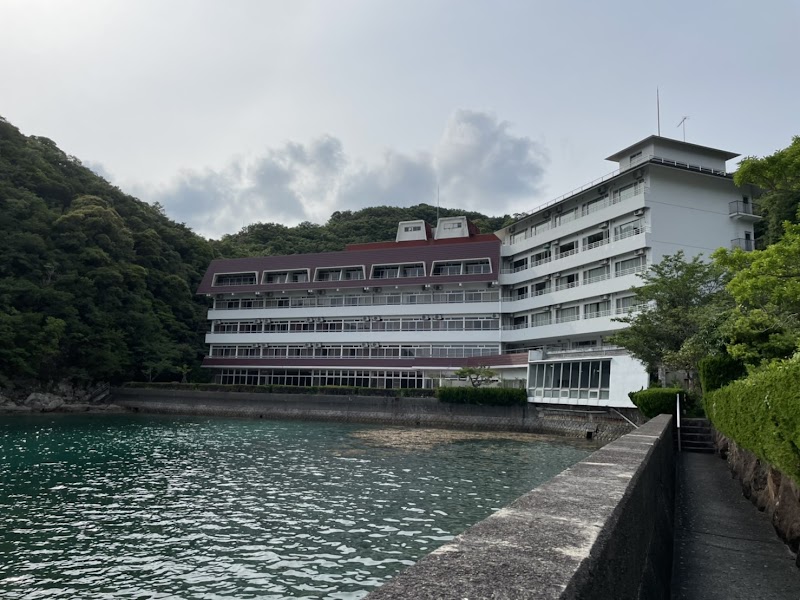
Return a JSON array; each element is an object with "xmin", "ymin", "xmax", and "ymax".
[{"xmin": 197, "ymin": 136, "xmax": 758, "ymax": 408}]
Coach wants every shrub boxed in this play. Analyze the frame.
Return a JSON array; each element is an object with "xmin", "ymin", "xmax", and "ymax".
[
  {"xmin": 698, "ymin": 353, "xmax": 746, "ymax": 394},
  {"xmin": 436, "ymin": 387, "xmax": 526, "ymax": 406},
  {"xmin": 628, "ymin": 388, "xmax": 686, "ymax": 418},
  {"xmin": 705, "ymin": 356, "xmax": 800, "ymax": 485}
]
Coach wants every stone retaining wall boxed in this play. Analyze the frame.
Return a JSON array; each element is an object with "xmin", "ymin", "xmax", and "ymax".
[
  {"xmin": 365, "ymin": 414, "xmax": 675, "ymax": 599},
  {"xmin": 111, "ymin": 388, "xmax": 637, "ymax": 442},
  {"xmin": 714, "ymin": 432, "xmax": 800, "ymax": 566}
]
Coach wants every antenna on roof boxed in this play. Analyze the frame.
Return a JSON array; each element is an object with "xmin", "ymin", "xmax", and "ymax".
[
  {"xmin": 656, "ymin": 88, "xmax": 661, "ymax": 136},
  {"xmin": 436, "ymin": 183, "xmax": 440, "ymax": 222},
  {"xmin": 677, "ymin": 116, "xmax": 689, "ymax": 142}
]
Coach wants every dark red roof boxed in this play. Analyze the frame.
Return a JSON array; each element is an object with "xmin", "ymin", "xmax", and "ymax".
[{"xmin": 197, "ymin": 234, "xmax": 501, "ymax": 295}]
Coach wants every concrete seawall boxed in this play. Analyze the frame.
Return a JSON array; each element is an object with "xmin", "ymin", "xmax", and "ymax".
[
  {"xmin": 366, "ymin": 414, "xmax": 675, "ymax": 599},
  {"xmin": 111, "ymin": 388, "xmax": 638, "ymax": 442}
]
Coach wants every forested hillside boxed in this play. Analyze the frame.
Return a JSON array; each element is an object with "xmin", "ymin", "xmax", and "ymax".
[
  {"xmin": 0, "ymin": 117, "xmax": 215, "ymax": 388},
  {"xmin": 0, "ymin": 117, "xmax": 508, "ymax": 389},
  {"xmin": 212, "ymin": 206, "xmax": 511, "ymax": 257}
]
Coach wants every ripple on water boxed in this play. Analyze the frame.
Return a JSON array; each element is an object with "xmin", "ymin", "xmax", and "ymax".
[{"xmin": 0, "ymin": 414, "xmax": 591, "ymax": 599}]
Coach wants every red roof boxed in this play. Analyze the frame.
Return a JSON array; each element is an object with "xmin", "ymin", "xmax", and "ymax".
[{"xmin": 197, "ymin": 234, "xmax": 501, "ymax": 295}]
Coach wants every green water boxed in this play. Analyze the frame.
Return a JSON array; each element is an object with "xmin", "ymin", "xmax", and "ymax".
[{"xmin": 0, "ymin": 414, "xmax": 591, "ymax": 599}]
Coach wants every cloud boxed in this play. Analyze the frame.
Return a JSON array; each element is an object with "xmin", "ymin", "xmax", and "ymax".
[{"xmin": 144, "ymin": 110, "xmax": 547, "ymax": 238}]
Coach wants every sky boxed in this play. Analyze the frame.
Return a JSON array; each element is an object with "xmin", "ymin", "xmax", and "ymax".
[{"xmin": 1, "ymin": 0, "xmax": 798, "ymax": 239}]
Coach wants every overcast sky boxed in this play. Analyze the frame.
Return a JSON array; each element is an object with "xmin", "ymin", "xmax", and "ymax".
[{"xmin": 1, "ymin": 0, "xmax": 797, "ymax": 238}]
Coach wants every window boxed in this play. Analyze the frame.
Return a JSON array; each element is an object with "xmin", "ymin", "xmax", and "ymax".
[
  {"xmin": 532, "ymin": 250, "xmax": 550, "ymax": 265},
  {"xmin": 613, "ymin": 181, "xmax": 644, "ymax": 203},
  {"xmin": 404, "ymin": 225, "xmax": 422, "ymax": 232},
  {"xmin": 432, "ymin": 262, "xmax": 462, "ymax": 276},
  {"xmin": 529, "ymin": 360, "xmax": 611, "ymax": 401},
  {"xmin": 214, "ymin": 272, "xmax": 257, "ymax": 286},
  {"xmin": 512, "ymin": 258, "xmax": 528, "ymax": 272},
  {"xmin": 372, "ymin": 265, "xmax": 400, "ymax": 279},
  {"xmin": 558, "ymin": 241, "xmax": 577, "ymax": 258},
  {"xmin": 263, "ymin": 271, "xmax": 288, "ymax": 284},
  {"xmin": 315, "ymin": 268, "xmax": 342, "ymax": 282},
  {"xmin": 616, "ymin": 296, "xmax": 637, "ymax": 314},
  {"xmin": 557, "ymin": 208, "xmax": 579, "ymax": 226},
  {"xmin": 532, "ymin": 221, "xmax": 550, "ymax": 235},
  {"xmin": 533, "ymin": 281, "xmax": 550, "ymax": 296},
  {"xmin": 582, "ymin": 196, "xmax": 608, "ymax": 216},
  {"xmin": 615, "ymin": 256, "xmax": 645, "ymax": 277},
  {"xmin": 515, "ymin": 286, "xmax": 528, "ymax": 299},
  {"xmin": 556, "ymin": 273, "xmax": 579, "ymax": 291},
  {"xmin": 584, "ymin": 301, "xmax": 610, "ymax": 319},
  {"xmin": 532, "ymin": 311, "xmax": 551, "ymax": 327},
  {"xmin": 583, "ymin": 231, "xmax": 608, "ymax": 250},
  {"xmin": 629, "ymin": 151, "xmax": 642, "ymax": 163},
  {"xmin": 443, "ymin": 222, "xmax": 463, "ymax": 230},
  {"xmin": 464, "ymin": 260, "xmax": 491, "ymax": 274},
  {"xmin": 557, "ymin": 306, "xmax": 580, "ymax": 323},
  {"xmin": 614, "ymin": 218, "xmax": 643, "ymax": 241},
  {"xmin": 583, "ymin": 265, "xmax": 609, "ymax": 284}
]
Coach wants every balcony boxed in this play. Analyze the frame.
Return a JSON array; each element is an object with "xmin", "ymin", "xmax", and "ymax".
[
  {"xmin": 729, "ymin": 201, "xmax": 761, "ymax": 221},
  {"xmin": 730, "ymin": 238, "xmax": 755, "ymax": 251}
]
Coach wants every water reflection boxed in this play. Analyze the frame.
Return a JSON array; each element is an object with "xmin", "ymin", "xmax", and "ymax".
[{"xmin": 0, "ymin": 415, "xmax": 591, "ymax": 599}]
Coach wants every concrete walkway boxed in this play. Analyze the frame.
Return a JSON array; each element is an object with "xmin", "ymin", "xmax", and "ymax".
[{"xmin": 671, "ymin": 452, "xmax": 800, "ymax": 599}]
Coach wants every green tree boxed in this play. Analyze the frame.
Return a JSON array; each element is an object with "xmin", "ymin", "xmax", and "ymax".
[
  {"xmin": 735, "ymin": 136, "xmax": 800, "ymax": 244},
  {"xmin": 713, "ymin": 223, "xmax": 800, "ymax": 365},
  {"xmin": 454, "ymin": 366, "xmax": 497, "ymax": 387},
  {"xmin": 609, "ymin": 251, "xmax": 732, "ymax": 387}
]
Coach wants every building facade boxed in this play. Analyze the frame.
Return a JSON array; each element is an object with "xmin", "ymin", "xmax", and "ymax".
[{"xmin": 197, "ymin": 136, "xmax": 758, "ymax": 408}]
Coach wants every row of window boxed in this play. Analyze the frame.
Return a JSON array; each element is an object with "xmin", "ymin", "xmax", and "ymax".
[
  {"xmin": 507, "ymin": 180, "xmax": 646, "ymax": 246},
  {"xmin": 209, "ymin": 344, "xmax": 500, "ymax": 359},
  {"xmin": 213, "ymin": 259, "xmax": 493, "ymax": 287},
  {"xmin": 211, "ymin": 316, "xmax": 500, "ymax": 334},
  {"xmin": 212, "ymin": 290, "xmax": 501, "ymax": 310},
  {"xmin": 507, "ymin": 218, "xmax": 645, "ymax": 273},
  {"xmin": 508, "ymin": 297, "xmax": 644, "ymax": 330},
  {"xmin": 506, "ymin": 256, "xmax": 646, "ymax": 301},
  {"xmin": 214, "ymin": 368, "xmax": 431, "ymax": 388}
]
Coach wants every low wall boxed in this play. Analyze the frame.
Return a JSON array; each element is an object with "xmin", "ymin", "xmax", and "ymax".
[
  {"xmin": 366, "ymin": 415, "xmax": 675, "ymax": 599},
  {"xmin": 111, "ymin": 388, "xmax": 636, "ymax": 442},
  {"xmin": 714, "ymin": 432, "xmax": 800, "ymax": 566}
]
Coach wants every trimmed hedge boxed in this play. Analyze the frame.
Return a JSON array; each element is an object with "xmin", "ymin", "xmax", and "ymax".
[
  {"xmin": 628, "ymin": 388, "xmax": 686, "ymax": 418},
  {"xmin": 436, "ymin": 387, "xmax": 526, "ymax": 406},
  {"xmin": 705, "ymin": 357, "xmax": 800, "ymax": 485},
  {"xmin": 698, "ymin": 353, "xmax": 746, "ymax": 394},
  {"xmin": 121, "ymin": 382, "xmax": 436, "ymax": 398}
]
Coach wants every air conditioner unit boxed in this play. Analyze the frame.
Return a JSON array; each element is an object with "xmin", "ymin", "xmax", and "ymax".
[
  {"xmin": 509, "ymin": 225, "xmax": 516, "ymax": 233},
  {"xmin": 313, "ymin": 343, "xmax": 322, "ymax": 348},
  {"xmin": 374, "ymin": 287, "xmax": 382, "ymax": 293},
  {"xmin": 306, "ymin": 318, "xmax": 314, "ymax": 323},
  {"xmin": 551, "ymin": 304, "xmax": 561, "ymax": 309},
  {"xmin": 361, "ymin": 343, "xmax": 370, "ymax": 348},
  {"xmin": 543, "ymin": 243, "xmax": 551, "ymax": 249},
  {"xmin": 433, "ymin": 284, "xmax": 443, "ymax": 291},
  {"xmin": 598, "ymin": 185, "xmax": 608, "ymax": 195},
  {"xmin": 423, "ymin": 315, "xmax": 432, "ymax": 320},
  {"xmin": 363, "ymin": 287, "xmax": 371, "ymax": 292},
  {"xmin": 422, "ymin": 284, "xmax": 432, "ymax": 290},
  {"xmin": 632, "ymin": 168, "xmax": 644, "ymax": 179},
  {"xmin": 370, "ymin": 342, "xmax": 380, "ymax": 348},
  {"xmin": 360, "ymin": 316, "xmax": 370, "ymax": 322},
  {"xmin": 551, "ymin": 272, "xmax": 561, "ymax": 278},
  {"xmin": 542, "ymin": 211, "xmax": 551, "ymax": 219},
  {"xmin": 372, "ymin": 316, "xmax": 382, "ymax": 321},
  {"xmin": 254, "ymin": 291, "xmax": 261, "ymax": 296},
  {"xmin": 265, "ymin": 292, "xmax": 273, "ymax": 297},
  {"xmin": 317, "ymin": 289, "xmax": 326, "ymax": 295},
  {"xmin": 602, "ymin": 295, "xmax": 610, "ymax": 301},
  {"xmin": 492, "ymin": 313, "xmax": 500, "ymax": 319},
  {"xmin": 599, "ymin": 221, "xmax": 609, "ymax": 229},
  {"xmin": 315, "ymin": 317, "xmax": 324, "ymax": 323},
  {"xmin": 635, "ymin": 248, "xmax": 646, "ymax": 256},
  {"xmin": 556, "ymin": 206, "xmax": 563, "ymax": 213},
  {"xmin": 304, "ymin": 343, "xmax": 313, "ymax": 348},
  {"xmin": 600, "ymin": 258, "xmax": 610, "ymax": 265},
  {"xmin": 435, "ymin": 314, "xmax": 443, "ymax": 320},
  {"xmin": 634, "ymin": 208, "xmax": 645, "ymax": 216}
]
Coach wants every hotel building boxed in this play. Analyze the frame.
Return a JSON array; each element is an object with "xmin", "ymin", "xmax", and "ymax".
[{"xmin": 197, "ymin": 136, "xmax": 758, "ymax": 408}]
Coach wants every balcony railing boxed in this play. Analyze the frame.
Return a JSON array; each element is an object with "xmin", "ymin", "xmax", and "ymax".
[
  {"xmin": 500, "ymin": 264, "xmax": 645, "ymax": 302},
  {"xmin": 501, "ymin": 228, "xmax": 649, "ymax": 276},
  {"xmin": 501, "ymin": 304, "xmax": 646, "ymax": 332},
  {"xmin": 728, "ymin": 201, "xmax": 761, "ymax": 217},
  {"xmin": 731, "ymin": 238, "xmax": 755, "ymax": 251},
  {"xmin": 213, "ymin": 290, "xmax": 502, "ymax": 311}
]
